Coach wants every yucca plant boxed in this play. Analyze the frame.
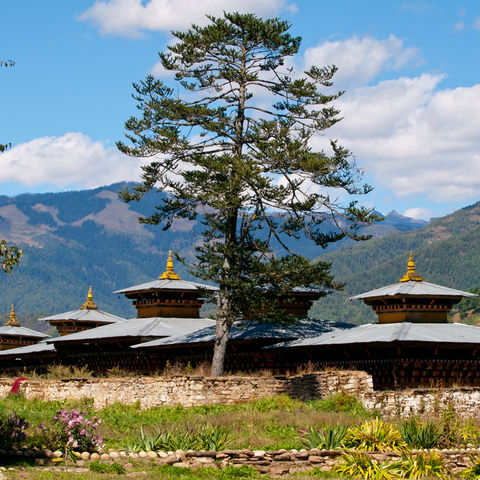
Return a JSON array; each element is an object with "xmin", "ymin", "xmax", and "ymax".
[
  {"xmin": 391, "ymin": 452, "xmax": 448, "ymax": 479},
  {"xmin": 344, "ymin": 419, "xmax": 407, "ymax": 452},
  {"xmin": 155, "ymin": 429, "xmax": 199, "ymax": 451},
  {"xmin": 196, "ymin": 425, "xmax": 231, "ymax": 451},
  {"xmin": 298, "ymin": 425, "xmax": 348, "ymax": 450},
  {"xmin": 400, "ymin": 418, "xmax": 443, "ymax": 449},
  {"xmin": 334, "ymin": 451, "xmax": 397, "ymax": 480}
]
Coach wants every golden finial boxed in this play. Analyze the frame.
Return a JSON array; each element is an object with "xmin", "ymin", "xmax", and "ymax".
[
  {"xmin": 159, "ymin": 250, "xmax": 181, "ymax": 280},
  {"xmin": 80, "ymin": 286, "xmax": 98, "ymax": 310},
  {"xmin": 6, "ymin": 304, "xmax": 20, "ymax": 327},
  {"xmin": 399, "ymin": 251, "xmax": 424, "ymax": 282}
]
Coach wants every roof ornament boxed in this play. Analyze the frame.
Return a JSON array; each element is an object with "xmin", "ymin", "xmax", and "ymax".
[
  {"xmin": 6, "ymin": 304, "xmax": 20, "ymax": 326},
  {"xmin": 159, "ymin": 250, "xmax": 181, "ymax": 280},
  {"xmin": 80, "ymin": 286, "xmax": 98, "ymax": 310},
  {"xmin": 399, "ymin": 251, "xmax": 424, "ymax": 282}
]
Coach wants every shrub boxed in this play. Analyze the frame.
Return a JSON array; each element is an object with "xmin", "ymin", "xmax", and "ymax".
[
  {"xmin": 308, "ymin": 392, "xmax": 371, "ymax": 417},
  {"xmin": 298, "ymin": 425, "xmax": 347, "ymax": 449},
  {"xmin": 343, "ymin": 419, "xmax": 407, "ymax": 452},
  {"xmin": 391, "ymin": 452, "xmax": 448, "ymax": 479},
  {"xmin": 399, "ymin": 418, "xmax": 443, "ymax": 449},
  {"xmin": 196, "ymin": 425, "xmax": 232, "ymax": 451},
  {"xmin": 334, "ymin": 451, "xmax": 397, "ymax": 479},
  {"xmin": 0, "ymin": 410, "xmax": 29, "ymax": 449},
  {"xmin": 36, "ymin": 409, "xmax": 104, "ymax": 455}
]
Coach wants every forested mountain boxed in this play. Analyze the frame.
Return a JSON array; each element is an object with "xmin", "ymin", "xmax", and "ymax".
[
  {"xmin": 311, "ymin": 201, "xmax": 480, "ymax": 323},
  {"xmin": 0, "ymin": 182, "xmax": 426, "ymax": 331}
]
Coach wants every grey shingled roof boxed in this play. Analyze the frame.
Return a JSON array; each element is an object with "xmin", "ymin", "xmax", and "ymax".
[
  {"xmin": 39, "ymin": 309, "xmax": 125, "ymax": 324},
  {"xmin": 49, "ymin": 316, "xmax": 216, "ymax": 344},
  {"xmin": 0, "ymin": 340, "xmax": 55, "ymax": 357},
  {"xmin": 115, "ymin": 278, "xmax": 218, "ymax": 294},
  {"xmin": 0, "ymin": 325, "xmax": 49, "ymax": 339},
  {"xmin": 131, "ymin": 319, "xmax": 353, "ymax": 349},
  {"xmin": 273, "ymin": 322, "xmax": 480, "ymax": 349},
  {"xmin": 350, "ymin": 280, "xmax": 476, "ymax": 300}
]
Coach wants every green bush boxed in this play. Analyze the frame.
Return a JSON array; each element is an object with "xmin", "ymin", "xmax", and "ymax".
[
  {"xmin": 399, "ymin": 418, "xmax": 443, "ymax": 449},
  {"xmin": 343, "ymin": 419, "xmax": 407, "ymax": 452},
  {"xmin": 391, "ymin": 452, "xmax": 448, "ymax": 479},
  {"xmin": 334, "ymin": 451, "xmax": 397, "ymax": 479},
  {"xmin": 308, "ymin": 392, "xmax": 371, "ymax": 417},
  {"xmin": 298, "ymin": 425, "xmax": 347, "ymax": 449}
]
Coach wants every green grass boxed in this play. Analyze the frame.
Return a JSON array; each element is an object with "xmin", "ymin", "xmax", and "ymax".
[{"xmin": 0, "ymin": 393, "xmax": 372, "ymax": 453}]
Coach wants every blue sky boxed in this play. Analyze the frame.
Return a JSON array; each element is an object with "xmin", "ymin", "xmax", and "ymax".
[{"xmin": 1, "ymin": 0, "xmax": 480, "ymax": 220}]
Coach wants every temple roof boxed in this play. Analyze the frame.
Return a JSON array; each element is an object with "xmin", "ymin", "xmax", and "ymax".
[
  {"xmin": 350, "ymin": 252, "xmax": 475, "ymax": 301},
  {"xmin": 271, "ymin": 322, "xmax": 480, "ymax": 349},
  {"xmin": 0, "ymin": 340, "xmax": 54, "ymax": 356},
  {"xmin": 350, "ymin": 280, "xmax": 476, "ymax": 301},
  {"xmin": 0, "ymin": 304, "xmax": 49, "ymax": 339},
  {"xmin": 115, "ymin": 251, "xmax": 218, "ymax": 294},
  {"xmin": 39, "ymin": 287, "xmax": 125, "ymax": 324},
  {"xmin": 131, "ymin": 319, "xmax": 353, "ymax": 349},
  {"xmin": 49, "ymin": 316, "xmax": 216, "ymax": 344},
  {"xmin": 0, "ymin": 324, "xmax": 49, "ymax": 339}
]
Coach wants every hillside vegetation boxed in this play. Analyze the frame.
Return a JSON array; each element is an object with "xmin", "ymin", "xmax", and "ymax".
[
  {"xmin": 0, "ymin": 183, "xmax": 424, "ymax": 330},
  {"xmin": 311, "ymin": 201, "xmax": 480, "ymax": 323}
]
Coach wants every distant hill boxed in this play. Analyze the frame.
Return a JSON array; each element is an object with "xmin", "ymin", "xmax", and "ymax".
[
  {"xmin": 0, "ymin": 182, "xmax": 426, "ymax": 330},
  {"xmin": 311, "ymin": 201, "xmax": 480, "ymax": 323}
]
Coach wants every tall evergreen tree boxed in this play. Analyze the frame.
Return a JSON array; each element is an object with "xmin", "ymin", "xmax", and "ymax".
[
  {"xmin": 0, "ymin": 59, "xmax": 22, "ymax": 273},
  {"xmin": 118, "ymin": 12, "xmax": 379, "ymax": 375}
]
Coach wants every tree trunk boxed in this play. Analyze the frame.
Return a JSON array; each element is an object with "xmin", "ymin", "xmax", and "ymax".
[{"xmin": 210, "ymin": 292, "xmax": 233, "ymax": 376}]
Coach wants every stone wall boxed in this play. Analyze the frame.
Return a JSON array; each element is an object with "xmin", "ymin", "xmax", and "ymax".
[
  {"xmin": 0, "ymin": 370, "xmax": 373, "ymax": 410},
  {"xmin": 2, "ymin": 371, "xmax": 480, "ymax": 417}
]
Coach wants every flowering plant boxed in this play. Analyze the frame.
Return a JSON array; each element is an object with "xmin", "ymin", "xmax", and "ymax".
[
  {"xmin": 0, "ymin": 410, "xmax": 29, "ymax": 449},
  {"xmin": 44, "ymin": 409, "xmax": 104, "ymax": 454}
]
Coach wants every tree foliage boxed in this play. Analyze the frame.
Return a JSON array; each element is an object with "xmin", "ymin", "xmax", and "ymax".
[
  {"xmin": 118, "ymin": 12, "xmax": 378, "ymax": 374},
  {"xmin": 0, "ymin": 58, "xmax": 22, "ymax": 271}
]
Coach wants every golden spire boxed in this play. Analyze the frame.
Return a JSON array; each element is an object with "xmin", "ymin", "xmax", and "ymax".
[
  {"xmin": 399, "ymin": 251, "xmax": 424, "ymax": 282},
  {"xmin": 80, "ymin": 286, "xmax": 98, "ymax": 310},
  {"xmin": 6, "ymin": 304, "xmax": 20, "ymax": 327},
  {"xmin": 159, "ymin": 250, "xmax": 181, "ymax": 280}
]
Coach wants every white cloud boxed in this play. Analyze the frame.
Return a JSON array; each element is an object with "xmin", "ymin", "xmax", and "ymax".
[
  {"xmin": 321, "ymin": 75, "xmax": 480, "ymax": 203},
  {"xmin": 455, "ymin": 21, "xmax": 465, "ymax": 31},
  {"xmin": 303, "ymin": 35, "xmax": 420, "ymax": 89},
  {"xmin": 0, "ymin": 133, "xmax": 142, "ymax": 188},
  {"xmin": 79, "ymin": 0, "xmax": 295, "ymax": 37},
  {"xmin": 474, "ymin": 17, "xmax": 480, "ymax": 30},
  {"xmin": 403, "ymin": 207, "xmax": 431, "ymax": 220}
]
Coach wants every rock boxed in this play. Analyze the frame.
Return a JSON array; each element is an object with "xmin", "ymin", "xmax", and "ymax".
[
  {"xmin": 158, "ymin": 451, "xmax": 168, "ymax": 458},
  {"xmin": 253, "ymin": 450, "xmax": 266, "ymax": 457},
  {"xmin": 100, "ymin": 453, "xmax": 110, "ymax": 461},
  {"xmin": 273, "ymin": 453, "xmax": 291, "ymax": 461},
  {"xmin": 80, "ymin": 452, "xmax": 90, "ymax": 460},
  {"xmin": 147, "ymin": 451, "xmax": 157, "ymax": 459},
  {"xmin": 270, "ymin": 464, "xmax": 290, "ymax": 475},
  {"xmin": 165, "ymin": 455, "xmax": 179, "ymax": 465},
  {"xmin": 53, "ymin": 451, "xmax": 63, "ymax": 458},
  {"xmin": 75, "ymin": 460, "xmax": 85, "ymax": 467},
  {"xmin": 138, "ymin": 451, "xmax": 148, "ymax": 458},
  {"xmin": 110, "ymin": 451, "xmax": 120, "ymax": 459},
  {"xmin": 175, "ymin": 450, "xmax": 186, "ymax": 458},
  {"xmin": 309, "ymin": 456, "xmax": 324, "ymax": 464},
  {"xmin": 90, "ymin": 453, "xmax": 100, "ymax": 461},
  {"xmin": 119, "ymin": 451, "xmax": 127, "ymax": 458}
]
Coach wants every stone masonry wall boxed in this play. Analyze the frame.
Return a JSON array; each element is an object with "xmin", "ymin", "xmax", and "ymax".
[
  {"xmin": 1, "ymin": 371, "xmax": 480, "ymax": 417},
  {"xmin": 0, "ymin": 371, "xmax": 373, "ymax": 410}
]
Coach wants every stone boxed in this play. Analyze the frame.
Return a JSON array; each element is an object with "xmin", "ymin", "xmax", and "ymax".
[
  {"xmin": 80, "ymin": 452, "xmax": 90, "ymax": 460},
  {"xmin": 165, "ymin": 455, "xmax": 179, "ymax": 465},
  {"xmin": 138, "ymin": 451, "xmax": 148, "ymax": 458},
  {"xmin": 75, "ymin": 460, "xmax": 85, "ymax": 467},
  {"xmin": 270, "ymin": 464, "xmax": 291, "ymax": 475},
  {"xmin": 110, "ymin": 451, "xmax": 120, "ymax": 459},
  {"xmin": 90, "ymin": 453, "xmax": 100, "ymax": 461},
  {"xmin": 253, "ymin": 450, "xmax": 266, "ymax": 457},
  {"xmin": 175, "ymin": 449, "xmax": 186, "ymax": 458},
  {"xmin": 309, "ymin": 456, "xmax": 324, "ymax": 464},
  {"xmin": 53, "ymin": 451, "xmax": 63, "ymax": 458},
  {"xmin": 100, "ymin": 453, "xmax": 110, "ymax": 461},
  {"xmin": 158, "ymin": 451, "xmax": 168, "ymax": 458},
  {"xmin": 147, "ymin": 451, "xmax": 157, "ymax": 459}
]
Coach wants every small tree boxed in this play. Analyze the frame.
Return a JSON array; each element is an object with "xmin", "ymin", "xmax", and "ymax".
[
  {"xmin": 118, "ymin": 12, "xmax": 378, "ymax": 375},
  {"xmin": 0, "ymin": 59, "xmax": 22, "ymax": 272}
]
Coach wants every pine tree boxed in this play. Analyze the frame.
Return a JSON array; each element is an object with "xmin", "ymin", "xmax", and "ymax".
[{"xmin": 118, "ymin": 12, "xmax": 379, "ymax": 375}]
